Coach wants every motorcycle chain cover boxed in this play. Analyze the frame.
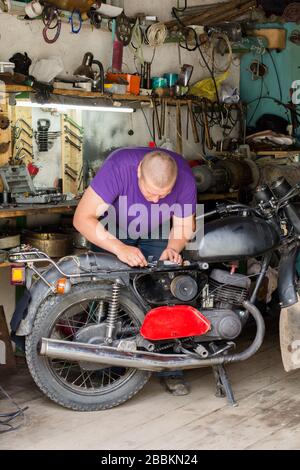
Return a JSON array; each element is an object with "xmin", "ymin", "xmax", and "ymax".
[{"xmin": 140, "ymin": 305, "xmax": 211, "ymax": 341}]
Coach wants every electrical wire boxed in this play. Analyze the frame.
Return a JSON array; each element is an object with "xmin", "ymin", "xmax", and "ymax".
[
  {"xmin": 266, "ymin": 49, "xmax": 283, "ymax": 103},
  {"xmin": 0, "ymin": 384, "xmax": 28, "ymax": 434},
  {"xmin": 248, "ymin": 74, "xmax": 265, "ymax": 126}
]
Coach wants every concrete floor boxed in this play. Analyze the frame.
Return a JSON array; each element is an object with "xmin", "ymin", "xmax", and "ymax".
[{"xmin": 1, "ymin": 321, "xmax": 300, "ymax": 450}]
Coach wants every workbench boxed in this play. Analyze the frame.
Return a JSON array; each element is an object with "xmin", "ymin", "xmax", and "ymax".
[
  {"xmin": 0, "ymin": 200, "xmax": 78, "ymax": 269},
  {"xmin": 0, "ymin": 200, "xmax": 78, "ymax": 219}
]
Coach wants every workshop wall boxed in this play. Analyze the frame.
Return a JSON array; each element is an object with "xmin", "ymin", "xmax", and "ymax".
[
  {"xmin": 0, "ymin": 0, "xmax": 239, "ymax": 168},
  {"xmin": 240, "ymin": 23, "xmax": 300, "ymax": 130}
]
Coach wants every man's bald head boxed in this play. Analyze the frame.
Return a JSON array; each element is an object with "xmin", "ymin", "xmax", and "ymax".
[{"xmin": 139, "ymin": 151, "xmax": 178, "ymax": 189}]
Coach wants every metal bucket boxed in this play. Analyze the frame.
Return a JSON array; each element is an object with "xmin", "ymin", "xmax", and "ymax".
[{"xmin": 24, "ymin": 232, "xmax": 71, "ymax": 258}]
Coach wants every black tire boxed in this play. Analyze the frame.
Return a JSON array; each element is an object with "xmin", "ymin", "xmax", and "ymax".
[{"xmin": 25, "ymin": 282, "xmax": 151, "ymax": 411}]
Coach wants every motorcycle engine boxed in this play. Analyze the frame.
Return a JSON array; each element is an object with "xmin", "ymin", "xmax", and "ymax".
[
  {"xmin": 135, "ymin": 271, "xmax": 206, "ymax": 306},
  {"xmin": 135, "ymin": 268, "xmax": 251, "ymax": 342},
  {"xmin": 208, "ymin": 269, "xmax": 251, "ymax": 308},
  {"xmin": 199, "ymin": 269, "xmax": 251, "ymax": 341}
]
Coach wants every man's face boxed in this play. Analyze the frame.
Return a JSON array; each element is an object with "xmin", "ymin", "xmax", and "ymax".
[{"xmin": 138, "ymin": 167, "xmax": 175, "ymax": 203}]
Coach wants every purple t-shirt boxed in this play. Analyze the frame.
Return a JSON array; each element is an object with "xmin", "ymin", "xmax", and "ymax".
[{"xmin": 90, "ymin": 147, "xmax": 197, "ymax": 237}]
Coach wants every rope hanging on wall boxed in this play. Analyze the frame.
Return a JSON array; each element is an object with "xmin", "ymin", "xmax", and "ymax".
[{"xmin": 146, "ymin": 22, "xmax": 168, "ymax": 47}]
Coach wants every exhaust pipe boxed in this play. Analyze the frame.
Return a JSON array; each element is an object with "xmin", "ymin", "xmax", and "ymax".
[{"xmin": 39, "ymin": 301, "xmax": 265, "ymax": 372}]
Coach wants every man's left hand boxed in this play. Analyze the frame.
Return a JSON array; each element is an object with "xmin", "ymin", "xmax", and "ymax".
[{"xmin": 160, "ymin": 248, "xmax": 182, "ymax": 265}]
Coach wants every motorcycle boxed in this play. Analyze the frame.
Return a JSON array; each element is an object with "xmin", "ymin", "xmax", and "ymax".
[{"xmin": 9, "ymin": 176, "xmax": 300, "ymax": 411}]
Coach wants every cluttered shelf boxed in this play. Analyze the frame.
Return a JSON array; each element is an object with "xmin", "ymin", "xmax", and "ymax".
[
  {"xmin": 0, "ymin": 200, "xmax": 78, "ymax": 219},
  {"xmin": 2, "ymin": 84, "xmax": 234, "ymax": 107}
]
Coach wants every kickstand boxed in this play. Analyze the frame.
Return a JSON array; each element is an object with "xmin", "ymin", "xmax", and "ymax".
[{"xmin": 212, "ymin": 365, "xmax": 238, "ymax": 407}]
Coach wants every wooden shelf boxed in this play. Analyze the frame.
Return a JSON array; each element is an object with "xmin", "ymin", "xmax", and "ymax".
[
  {"xmin": 0, "ymin": 200, "xmax": 78, "ymax": 219},
  {"xmin": 2, "ymin": 84, "xmax": 197, "ymax": 106},
  {"xmin": 256, "ymin": 150, "xmax": 300, "ymax": 158}
]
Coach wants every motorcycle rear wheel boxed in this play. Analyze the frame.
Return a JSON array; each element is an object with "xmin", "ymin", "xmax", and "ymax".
[{"xmin": 26, "ymin": 282, "xmax": 151, "ymax": 411}]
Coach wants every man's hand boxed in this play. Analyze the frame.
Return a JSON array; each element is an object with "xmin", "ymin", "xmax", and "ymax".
[
  {"xmin": 115, "ymin": 244, "xmax": 148, "ymax": 268},
  {"xmin": 160, "ymin": 248, "xmax": 182, "ymax": 265}
]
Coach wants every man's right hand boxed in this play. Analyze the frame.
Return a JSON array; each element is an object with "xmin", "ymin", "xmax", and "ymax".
[{"xmin": 115, "ymin": 244, "xmax": 148, "ymax": 268}]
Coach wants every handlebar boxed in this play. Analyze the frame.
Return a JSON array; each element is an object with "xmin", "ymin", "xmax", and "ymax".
[{"xmin": 196, "ymin": 203, "xmax": 261, "ymax": 221}]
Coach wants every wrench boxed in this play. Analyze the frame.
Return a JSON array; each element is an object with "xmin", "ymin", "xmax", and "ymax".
[
  {"xmin": 14, "ymin": 127, "xmax": 33, "ymax": 140},
  {"xmin": 65, "ymin": 136, "xmax": 82, "ymax": 151},
  {"xmin": 64, "ymin": 126, "xmax": 83, "ymax": 143},
  {"xmin": 63, "ymin": 115, "xmax": 84, "ymax": 134}
]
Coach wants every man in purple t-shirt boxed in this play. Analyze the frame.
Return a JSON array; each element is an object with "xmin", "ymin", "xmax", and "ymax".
[
  {"xmin": 74, "ymin": 147, "xmax": 197, "ymax": 266},
  {"xmin": 74, "ymin": 147, "xmax": 197, "ymax": 396}
]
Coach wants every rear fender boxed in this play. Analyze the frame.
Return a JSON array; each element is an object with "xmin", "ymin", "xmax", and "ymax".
[{"xmin": 14, "ymin": 253, "xmax": 129, "ymax": 337}]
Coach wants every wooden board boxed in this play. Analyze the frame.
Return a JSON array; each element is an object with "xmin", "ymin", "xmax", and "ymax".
[
  {"xmin": 2, "ymin": 84, "xmax": 200, "ymax": 106},
  {"xmin": 0, "ymin": 306, "xmax": 16, "ymax": 371},
  {"xmin": 0, "ymin": 201, "xmax": 77, "ymax": 219},
  {"xmin": 61, "ymin": 111, "xmax": 83, "ymax": 195},
  {"xmin": 0, "ymin": 96, "xmax": 12, "ymax": 167},
  {"xmin": 10, "ymin": 105, "xmax": 33, "ymax": 166}
]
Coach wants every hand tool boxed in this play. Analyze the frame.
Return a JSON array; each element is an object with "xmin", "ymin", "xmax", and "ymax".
[
  {"xmin": 160, "ymin": 99, "xmax": 166, "ymax": 138},
  {"xmin": 64, "ymin": 126, "xmax": 83, "ymax": 143},
  {"xmin": 152, "ymin": 99, "xmax": 162, "ymax": 141},
  {"xmin": 188, "ymin": 100, "xmax": 200, "ymax": 143},
  {"xmin": 65, "ymin": 136, "xmax": 82, "ymax": 151},
  {"xmin": 63, "ymin": 114, "xmax": 84, "ymax": 134},
  {"xmin": 176, "ymin": 101, "xmax": 183, "ymax": 154}
]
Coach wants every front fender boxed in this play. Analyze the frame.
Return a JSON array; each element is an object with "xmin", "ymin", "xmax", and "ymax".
[{"xmin": 278, "ymin": 244, "xmax": 299, "ymax": 309}]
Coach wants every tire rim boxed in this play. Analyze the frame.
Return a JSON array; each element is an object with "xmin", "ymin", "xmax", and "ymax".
[{"xmin": 44, "ymin": 294, "xmax": 140, "ymax": 396}]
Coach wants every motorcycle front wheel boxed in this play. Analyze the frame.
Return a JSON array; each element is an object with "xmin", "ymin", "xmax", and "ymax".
[{"xmin": 25, "ymin": 282, "xmax": 151, "ymax": 411}]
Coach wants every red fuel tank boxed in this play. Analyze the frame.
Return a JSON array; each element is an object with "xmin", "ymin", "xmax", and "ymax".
[{"xmin": 140, "ymin": 305, "xmax": 210, "ymax": 341}]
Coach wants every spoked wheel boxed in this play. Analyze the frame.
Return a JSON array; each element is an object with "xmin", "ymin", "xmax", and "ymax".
[{"xmin": 26, "ymin": 283, "xmax": 151, "ymax": 411}]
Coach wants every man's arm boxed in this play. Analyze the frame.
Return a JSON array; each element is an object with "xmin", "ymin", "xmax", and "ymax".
[
  {"xmin": 73, "ymin": 187, "xmax": 147, "ymax": 267},
  {"xmin": 160, "ymin": 214, "xmax": 195, "ymax": 264}
]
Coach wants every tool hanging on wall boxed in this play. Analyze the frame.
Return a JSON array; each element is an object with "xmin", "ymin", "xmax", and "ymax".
[
  {"xmin": 69, "ymin": 9, "xmax": 82, "ymax": 34},
  {"xmin": 42, "ymin": 5, "xmax": 62, "ymax": 44},
  {"xmin": 116, "ymin": 13, "xmax": 134, "ymax": 46},
  {"xmin": 35, "ymin": 119, "xmax": 61, "ymax": 152},
  {"xmin": 63, "ymin": 115, "xmax": 84, "ymax": 134},
  {"xmin": 176, "ymin": 101, "xmax": 183, "ymax": 154},
  {"xmin": 64, "ymin": 126, "xmax": 83, "ymax": 143},
  {"xmin": 152, "ymin": 99, "xmax": 162, "ymax": 141},
  {"xmin": 88, "ymin": 7, "xmax": 102, "ymax": 29},
  {"xmin": 64, "ymin": 163, "xmax": 78, "ymax": 181},
  {"xmin": 188, "ymin": 101, "xmax": 200, "ymax": 143},
  {"xmin": 65, "ymin": 136, "xmax": 82, "ymax": 151}
]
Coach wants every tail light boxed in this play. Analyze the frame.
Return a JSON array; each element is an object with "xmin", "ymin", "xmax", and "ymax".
[
  {"xmin": 55, "ymin": 278, "xmax": 71, "ymax": 295},
  {"xmin": 11, "ymin": 265, "xmax": 26, "ymax": 286}
]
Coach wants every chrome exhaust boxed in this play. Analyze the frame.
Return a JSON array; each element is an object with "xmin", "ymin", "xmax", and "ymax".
[{"xmin": 39, "ymin": 301, "xmax": 265, "ymax": 372}]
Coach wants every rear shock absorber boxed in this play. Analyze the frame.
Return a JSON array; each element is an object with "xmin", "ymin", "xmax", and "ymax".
[{"xmin": 105, "ymin": 280, "xmax": 122, "ymax": 344}]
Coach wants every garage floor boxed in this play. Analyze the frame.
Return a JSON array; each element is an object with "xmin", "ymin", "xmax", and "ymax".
[{"xmin": 1, "ymin": 320, "xmax": 300, "ymax": 450}]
